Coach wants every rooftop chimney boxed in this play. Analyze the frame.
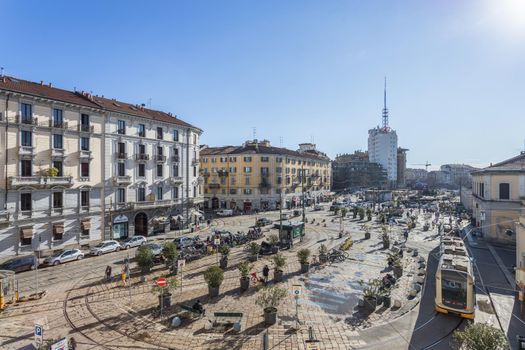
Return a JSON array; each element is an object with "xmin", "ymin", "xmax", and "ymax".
[{"xmin": 40, "ymin": 81, "xmax": 44, "ymax": 85}]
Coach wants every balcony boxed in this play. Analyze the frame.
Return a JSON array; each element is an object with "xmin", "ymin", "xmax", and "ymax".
[
  {"xmin": 208, "ymin": 183, "xmax": 220, "ymax": 189},
  {"xmin": 131, "ymin": 199, "xmax": 175, "ymax": 209},
  {"xmin": 155, "ymin": 155, "xmax": 166, "ymax": 162},
  {"xmin": 80, "ymin": 150, "xmax": 92, "ymax": 159},
  {"xmin": 217, "ymin": 170, "xmax": 229, "ymax": 177},
  {"xmin": 191, "ymin": 159, "xmax": 200, "ymax": 166},
  {"xmin": 116, "ymin": 152, "xmax": 128, "ymax": 160},
  {"xmin": 16, "ymin": 115, "xmax": 38, "ymax": 125},
  {"xmin": 170, "ymin": 176, "xmax": 184, "ymax": 185},
  {"xmin": 19, "ymin": 145, "xmax": 35, "ymax": 157},
  {"xmin": 171, "ymin": 155, "xmax": 180, "ymax": 162},
  {"xmin": 49, "ymin": 120, "xmax": 68, "ymax": 129},
  {"xmin": 78, "ymin": 124, "xmax": 94, "ymax": 133},
  {"xmin": 0, "ymin": 211, "xmax": 10, "ymax": 226},
  {"xmin": 51, "ymin": 148, "xmax": 66, "ymax": 158},
  {"xmin": 135, "ymin": 153, "xmax": 150, "ymax": 162},
  {"xmin": 45, "ymin": 176, "xmax": 73, "ymax": 187},
  {"xmin": 113, "ymin": 175, "xmax": 132, "ymax": 185},
  {"xmin": 8, "ymin": 176, "xmax": 73, "ymax": 189}
]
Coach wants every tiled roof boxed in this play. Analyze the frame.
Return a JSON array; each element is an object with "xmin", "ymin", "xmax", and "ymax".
[
  {"xmin": 0, "ymin": 75, "xmax": 200, "ymax": 131},
  {"xmin": 201, "ymin": 144, "xmax": 330, "ymax": 161},
  {"xmin": 472, "ymin": 153, "xmax": 525, "ymax": 173}
]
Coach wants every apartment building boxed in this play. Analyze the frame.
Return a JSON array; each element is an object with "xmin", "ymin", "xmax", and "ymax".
[
  {"xmin": 470, "ymin": 153, "xmax": 525, "ymax": 244},
  {"xmin": 0, "ymin": 75, "xmax": 202, "ymax": 258},
  {"xmin": 0, "ymin": 77, "xmax": 105, "ymax": 258},
  {"xmin": 200, "ymin": 140, "xmax": 331, "ymax": 212},
  {"xmin": 98, "ymin": 97, "xmax": 203, "ymax": 239}
]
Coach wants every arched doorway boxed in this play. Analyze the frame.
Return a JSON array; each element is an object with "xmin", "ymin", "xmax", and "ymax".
[
  {"xmin": 135, "ymin": 212, "xmax": 148, "ymax": 236},
  {"xmin": 211, "ymin": 197, "xmax": 219, "ymax": 210}
]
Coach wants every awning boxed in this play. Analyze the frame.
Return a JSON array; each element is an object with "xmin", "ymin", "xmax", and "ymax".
[
  {"xmin": 153, "ymin": 217, "xmax": 168, "ymax": 224},
  {"xmin": 171, "ymin": 215, "xmax": 183, "ymax": 222},
  {"xmin": 53, "ymin": 223, "xmax": 64, "ymax": 234},
  {"xmin": 20, "ymin": 227, "xmax": 33, "ymax": 239},
  {"xmin": 81, "ymin": 220, "xmax": 91, "ymax": 230}
]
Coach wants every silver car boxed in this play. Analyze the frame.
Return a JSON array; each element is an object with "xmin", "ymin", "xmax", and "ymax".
[
  {"xmin": 135, "ymin": 243, "xmax": 163, "ymax": 257},
  {"xmin": 121, "ymin": 236, "xmax": 147, "ymax": 249},
  {"xmin": 90, "ymin": 240, "xmax": 122, "ymax": 256},
  {"xmin": 43, "ymin": 249, "xmax": 84, "ymax": 266}
]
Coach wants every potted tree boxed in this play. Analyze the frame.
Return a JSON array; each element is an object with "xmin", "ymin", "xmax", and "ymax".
[
  {"xmin": 136, "ymin": 245, "xmax": 155, "ymax": 282},
  {"xmin": 162, "ymin": 241, "xmax": 179, "ymax": 275},
  {"xmin": 204, "ymin": 266, "xmax": 224, "ymax": 298},
  {"xmin": 318, "ymin": 244, "xmax": 328, "ymax": 264},
  {"xmin": 453, "ymin": 322, "xmax": 509, "ymax": 350},
  {"xmin": 334, "ymin": 206, "xmax": 340, "ymax": 216},
  {"xmin": 381, "ymin": 226, "xmax": 390, "ymax": 249},
  {"xmin": 352, "ymin": 207, "xmax": 358, "ymax": 219},
  {"xmin": 362, "ymin": 224, "xmax": 372, "ymax": 239},
  {"xmin": 273, "ymin": 253, "xmax": 286, "ymax": 282},
  {"xmin": 297, "ymin": 248, "xmax": 311, "ymax": 273},
  {"xmin": 268, "ymin": 233, "xmax": 280, "ymax": 254},
  {"xmin": 358, "ymin": 208, "xmax": 365, "ymax": 220},
  {"xmin": 152, "ymin": 276, "xmax": 177, "ymax": 309},
  {"xmin": 366, "ymin": 208, "xmax": 372, "ymax": 221},
  {"xmin": 219, "ymin": 245, "xmax": 230, "ymax": 269},
  {"xmin": 340, "ymin": 207, "xmax": 347, "ymax": 218},
  {"xmin": 392, "ymin": 256, "xmax": 403, "ymax": 278},
  {"xmin": 247, "ymin": 242, "xmax": 260, "ymax": 262},
  {"xmin": 238, "ymin": 261, "xmax": 253, "ymax": 292},
  {"xmin": 359, "ymin": 279, "xmax": 382, "ymax": 314},
  {"xmin": 255, "ymin": 285, "xmax": 288, "ymax": 325},
  {"xmin": 381, "ymin": 286, "xmax": 392, "ymax": 308}
]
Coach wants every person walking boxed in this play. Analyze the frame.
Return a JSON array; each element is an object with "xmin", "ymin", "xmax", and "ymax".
[
  {"xmin": 262, "ymin": 265, "xmax": 270, "ymax": 284},
  {"xmin": 121, "ymin": 265, "xmax": 127, "ymax": 287},
  {"xmin": 105, "ymin": 265, "xmax": 112, "ymax": 282}
]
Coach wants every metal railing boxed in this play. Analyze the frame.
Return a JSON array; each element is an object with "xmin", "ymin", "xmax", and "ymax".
[
  {"xmin": 116, "ymin": 152, "xmax": 128, "ymax": 159},
  {"xmin": 135, "ymin": 153, "xmax": 150, "ymax": 161}
]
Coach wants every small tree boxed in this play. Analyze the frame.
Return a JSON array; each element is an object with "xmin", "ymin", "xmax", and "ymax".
[
  {"xmin": 219, "ymin": 245, "xmax": 230, "ymax": 257},
  {"xmin": 340, "ymin": 207, "xmax": 347, "ymax": 218},
  {"xmin": 453, "ymin": 322, "xmax": 509, "ymax": 350},
  {"xmin": 358, "ymin": 208, "xmax": 365, "ymax": 220},
  {"xmin": 42, "ymin": 167, "xmax": 59, "ymax": 177},
  {"xmin": 151, "ymin": 276, "xmax": 177, "ymax": 296},
  {"xmin": 162, "ymin": 242, "xmax": 178, "ymax": 267},
  {"xmin": 268, "ymin": 233, "xmax": 280, "ymax": 246},
  {"xmin": 238, "ymin": 261, "xmax": 253, "ymax": 279},
  {"xmin": 247, "ymin": 242, "xmax": 260, "ymax": 256},
  {"xmin": 273, "ymin": 253, "xmax": 286, "ymax": 271},
  {"xmin": 297, "ymin": 249, "xmax": 311, "ymax": 265},
  {"xmin": 334, "ymin": 206, "xmax": 340, "ymax": 216},
  {"xmin": 353, "ymin": 207, "xmax": 358, "ymax": 219},
  {"xmin": 366, "ymin": 208, "xmax": 372, "ymax": 221},
  {"xmin": 204, "ymin": 266, "xmax": 224, "ymax": 288},
  {"xmin": 256, "ymin": 285, "xmax": 288, "ymax": 311},
  {"xmin": 136, "ymin": 245, "xmax": 154, "ymax": 273}
]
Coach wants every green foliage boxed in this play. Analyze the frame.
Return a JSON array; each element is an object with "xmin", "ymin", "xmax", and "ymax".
[
  {"xmin": 387, "ymin": 252, "xmax": 402, "ymax": 267},
  {"xmin": 359, "ymin": 278, "xmax": 383, "ymax": 298},
  {"xmin": 358, "ymin": 208, "xmax": 365, "ymax": 220},
  {"xmin": 162, "ymin": 242, "xmax": 178, "ymax": 264},
  {"xmin": 341, "ymin": 238, "xmax": 353, "ymax": 251},
  {"xmin": 238, "ymin": 261, "xmax": 253, "ymax": 279},
  {"xmin": 247, "ymin": 242, "xmax": 260, "ymax": 256},
  {"xmin": 255, "ymin": 285, "xmax": 288, "ymax": 310},
  {"xmin": 151, "ymin": 276, "xmax": 177, "ymax": 296},
  {"xmin": 297, "ymin": 248, "xmax": 311, "ymax": 265},
  {"xmin": 353, "ymin": 207, "xmax": 358, "ymax": 218},
  {"xmin": 204, "ymin": 266, "xmax": 224, "ymax": 288},
  {"xmin": 340, "ymin": 207, "xmax": 347, "ymax": 218},
  {"xmin": 136, "ymin": 245, "xmax": 154, "ymax": 273},
  {"xmin": 273, "ymin": 253, "xmax": 286, "ymax": 270},
  {"xmin": 318, "ymin": 244, "xmax": 328, "ymax": 256},
  {"xmin": 361, "ymin": 224, "xmax": 372, "ymax": 234},
  {"xmin": 219, "ymin": 245, "xmax": 230, "ymax": 257},
  {"xmin": 268, "ymin": 233, "xmax": 280, "ymax": 246},
  {"xmin": 453, "ymin": 322, "xmax": 509, "ymax": 350},
  {"xmin": 334, "ymin": 206, "xmax": 340, "ymax": 216},
  {"xmin": 42, "ymin": 167, "xmax": 59, "ymax": 177}
]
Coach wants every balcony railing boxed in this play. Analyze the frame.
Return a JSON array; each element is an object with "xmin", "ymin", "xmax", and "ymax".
[
  {"xmin": 78, "ymin": 124, "xmax": 94, "ymax": 133},
  {"xmin": 80, "ymin": 150, "xmax": 92, "ymax": 159},
  {"xmin": 170, "ymin": 176, "xmax": 184, "ymax": 184},
  {"xmin": 135, "ymin": 153, "xmax": 150, "ymax": 161},
  {"xmin": 45, "ymin": 176, "xmax": 73, "ymax": 187},
  {"xmin": 116, "ymin": 152, "xmax": 128, "ymax": 159},
  {"xmin": 16, "ymin": 115, "xmax": 38, "ymax": 125},
  {"xmin": 155, "ymin": 155, "xmax": 166, "ymax": 162},
  {"xmin": 113, "ymin": 175, "xmax": 132, "ymax": 185},
  {"xmin": 19, "ymin": 145, "xmax": 34, "ymax": 156},
  {"xmin": 49, "ymin": 120, "xmax": 68, "ymax": 129},
  {"xmin": 208, "ymin": 183, "xmax": 220, "ymax": 189},
  {"xmin": 51, "ymin": 148, "xmax": 66, "ymax": 158},
  {"xmin": 171, "ymin": 155, "xmax": 180, "ymax": 162},
  {"xmin": 191, "ymin": 159, "xmax": 199, "ymax": 166}
]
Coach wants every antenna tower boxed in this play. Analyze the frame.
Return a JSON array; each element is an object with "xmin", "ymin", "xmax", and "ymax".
[{"xmin": 382, "ymin": 77, "xmax": 389, "ymax": 128}]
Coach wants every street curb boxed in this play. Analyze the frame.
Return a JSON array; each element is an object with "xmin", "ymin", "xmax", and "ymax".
[{"xmin": 487, "ymin": 244, "xmax": 515, "ymax": 289}]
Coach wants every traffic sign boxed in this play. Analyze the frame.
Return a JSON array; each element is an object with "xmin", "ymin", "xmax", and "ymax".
[
  {"xmin": 51, "ymin": 337, "xmax": 68, "ymax": 350},
  {"xmin": 156, "ymin": 277, "xmax": 167, "ymax": 287},
  {"xmin": 292, "ymin": 284, "xmax": 302, "ymax": 297},
  {"xmin": 214, "ymin": 238, "xmax": 220, "ymax": 246},
  {"xmin": 34, "ymin": 324, "xmax": 43, "ymax": 345},
  {"xmin": 177, "ymin": 259, "xmax": 186, "ymax": 268},
  {"xmin": 306, "ymin": 343, "xmax": 320, "ymax": 350}
]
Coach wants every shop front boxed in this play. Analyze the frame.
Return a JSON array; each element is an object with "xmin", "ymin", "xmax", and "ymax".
[
  {"xmin": 113, "ymin": 215, "xmax": 129, "ymax": 239},
  {"xmin": 243, "ymin": 200, "xmax": 252, "ymax": 213},
  {"xmin": 153, "ymin": 217, "xmax": 169, "ymax": 235}
]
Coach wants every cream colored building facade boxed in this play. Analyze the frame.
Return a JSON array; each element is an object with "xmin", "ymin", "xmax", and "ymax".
[
  {"xmin": 471, "ymin": 153, "xmax": 525, "ymax": 244},
  {"xmin": 200, "ymin": 140, "xmax": 331, "ymax": 212},
  {"xmin": 0, "ymin": 77, "xmax": 105, "ymax": 257}
]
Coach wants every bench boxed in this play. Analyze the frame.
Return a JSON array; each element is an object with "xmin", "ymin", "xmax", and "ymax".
[
  {"xmin": 180, "ymin": 304, "xmax": 204, "ymax": 318},
  {"xmin": 212, "ymin": 312, "xmax": 243, "ymax": 331}
]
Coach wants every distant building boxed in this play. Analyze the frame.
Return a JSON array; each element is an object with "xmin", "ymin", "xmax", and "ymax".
[
  {"xmin": 368, "ymin": 80, "xmax": 398, "ymax": 186},
  {"xmin": 397, "ymin": 148, "xmax": 409, "ymax": 188},
  {"xmin": 440, "ymin": 164, "xmax": 478, "ymax": 188},
  {"xmin": 405, "ymin": 168, "xmax": 428, "ymax": 187},
  {"xmin": 332, "ymin": 151, "xmax": 388, "ymax": 191}
]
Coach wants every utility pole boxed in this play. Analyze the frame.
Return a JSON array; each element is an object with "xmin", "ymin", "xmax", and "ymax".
[{"xmin": 301, "ymin": 164, "xmax": 305, "ymax": 241}]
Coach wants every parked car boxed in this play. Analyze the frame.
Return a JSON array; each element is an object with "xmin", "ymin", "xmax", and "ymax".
[
  {"xmin": 42, "ymin": 249, "xmax": 84, "ymax": 266},
  {"xmin": 313, "ymin": 205, "xmax": 323, "ymax": 211},
  {"xmin": 174, "ymin": 236, "xmax": 194, "ymax": 249},
  {"xmin": 121, "ymin": 236, "xmax": 147, "ymax": 249},
  {"xmin": 280, "ymin": 213, "xmax": 291, "ymax": 220},
  {"xmin": 0, "ymin": 255, "xmax": 38, "ymax": 272},
  {"xmin": 256, "ymin": 218, "xmax": 273, "ymax": 226},
  {"xmin": 216, "ymin": 209, "xmax": 233, "ymax": 216},
  {"xmin": 89, "ymin": 240, "xmax": 122, "ymax": 256},
  {"xmin": 259, "ymin": 241, "xmax": 274, "ymax": 255},
  {"xmin": 137, "ymin": 243, "xmax": 163, "ymax": 257}
]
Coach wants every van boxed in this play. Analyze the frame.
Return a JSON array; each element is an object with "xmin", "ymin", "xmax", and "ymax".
[
  {"xmin": 216, "ymin": 209, "xmax": 233, "ymax": 217},
  {"xmin": 0, "ymin": 255, "xmax": 38, "ymax": 273}
]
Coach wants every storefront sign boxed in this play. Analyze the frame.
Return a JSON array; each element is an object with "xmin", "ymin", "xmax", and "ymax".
[{"xmin": 114, "ymin": 215, "xmax": 128, "ymax": 224}]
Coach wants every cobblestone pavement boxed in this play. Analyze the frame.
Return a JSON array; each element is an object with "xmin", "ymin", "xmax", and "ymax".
[{"xmin": 0, "ymin": 206, "xmax": 442, "ymax": 349}]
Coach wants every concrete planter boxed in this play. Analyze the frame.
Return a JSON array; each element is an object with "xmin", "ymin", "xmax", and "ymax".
[
  {"xmin": 263, "ymin": 307, "xmax": 278, "ymax": 325},
  {"xmin": 363, "ymin": 296, "xmax": 377, "ymax": 313},
  {"xmin": 274, "ymin": 269, "xmax": 284, "ymax": 282},
  {"xmin": 383, "ymin": 241, "xmax": 390, "ymax": 249},
  {"xmin": 220, "ymin": 257, "xmax": 228, "ymax": 269},
  {"xmin": 393, "ymin": 266, "xmax": 403, "ymax": 278},
  {"xmin": 158, "ymin": 293, "xmax": 172, "ymax": 309},
  {"xmin": 249, "ymin": 254, "xmax": 258, "ymax": 262},
  {"xmin": 383, "ymin": 295, "xmax": 391, "ymax": 308},
  {"xmin": 272, "ymin": 246, "xmax": 279, "ymax": 254},
  {"xmin": 300, "ymin": 263, "xmax": 310, "ymax": 274},
  {"xmin": 319, "ymin": 254, "xmax": 328, "ymax": 264},
  {"xmin": 208, "ymin": 286, "xmax": 220, "ymax": 298},
  {"xmin": 365, "ymin": 232, "xmax": 371, "ymax": 239},
  {"xmin": 240, "ymin": 277, "xmax": 250, "ymax": 292}
]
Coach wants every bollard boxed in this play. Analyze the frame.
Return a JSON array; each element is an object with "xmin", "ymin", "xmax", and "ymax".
[{"xmin": 262, "ymin": 331, "xmax": 269, "ymax": 350}]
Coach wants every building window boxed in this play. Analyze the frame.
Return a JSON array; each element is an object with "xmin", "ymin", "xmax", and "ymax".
[
  {"xmin": 118, "ymin": 142, "xmax": 126, "ymax": 156},
  {"xmin": 21, "ymin": 130, "xmax": 32, "ymax": 146},
  {"xmin": 117, "ymin": 188, "xmax": 126, "ymax": 203},
  {"xmin": 21, "ymin": 103, "xmax": 32, "ymax": 122},
  {"xmin": 244, "ymin": 167, "xmax": 252, "ymax": 173},
  {"xmin": 172, "ymin": 165, "xmax": 179, "ymax": 177},
  {"xmin": 20, "ymin": 227, "xmax": 32, "ymax": 246},
  {"xmin": 244, "ymin": 157, "xmax": 252, "ymax": 162},
  {"xmin": 245, "ymin": 177, "xmax": 250, "ymax": 185},
  {"xmin": 117, "ymin": 120, "xmax": 126, "ymax": 134},
  {"xmin": 53, "ymin": 223, "xmax": 64, "ymax": 241},
  {"xmin": 157, "ymin": 127, "xmax": 163, "ymax": 140},
  {"xmin": 173, "ymin": 130, "xmax": 179, "ymax": 142},
  {"xmin": 276, "ymin": 167, "xmax": 282, "ymax": 174},
  {"xmin": 230, "ymin": 188, "xmax": 237, "ymax": 195},
  {"xmin": 53, "ymin": 161, "xmax": 63, "ymax": 176},
  {"xmin": 261, "ymin": 156, "xmax": 269, "ymax": 162},
  {"xmin": 244, "ymin": 189, "xmax": 252, "ymax": 195},
  {"xmin": 118, "ymin": 162, "xmax": 125, "ymax": 176},
  {"xmin": 81, "ymin": 220, "xmax": 90, "ymax": 237},
  {"xmin": 157, "ymin": 187, "xmax": 163, "ymax": 200},
  {"xmin": 261, "ymin": 167, "xmax": 269, "ymax": 176},
  {"xmin": 81, "ymin": 162, "xmax": 89, "ymax": 178},
  {"xmin": 499, "ymin": 183, "xmax": 510, "ymax": 200},
  {"xmin": 138, "ymin": 124, "xmax": 146, "ymax": 137},
  {"xmin": 229, "ymin": 157, "xmax": 237, "ymax": 162},
  {"xmin": 173, "ymin": 187, "xmax": 179, "ymax": 199},
  {"xmin": 230, "ymin": 177, "xmax": 236, "ymax": 185},
  {"xmin": 138, "ymin": 187, "xmax": 146, "ymax": 202},
  {"xmin": 80, "ymin": 137, "xmax": 90, "ymax": 151},
  {"xmin": 53, "ymin": 192, "xmax": 63, "ymax": 209},
  {"xmin": 229, "ymin": 167, "xmax": 236, "ymax": 173},
  {"xmin": 277, "ymin": 176, "xmax": 282, "ymax": 185},
  {"xmin": 21, "ymin": 160, "xmax": 32, "ymax": 177},
  {"xmin": 193, "ymin": 186, "xmax": 197, "ymax": 197},
  {"xmin": 53, "ymin": 134, "xmax": 63, "ymax": 149},
  {"xmin": 138, "ymin": 163, "xmax": 145, "ymax": 177},
  {"xmin": 53, "ymin": 108, "xmax": 63, "ymax": 128},
  {"xmin": 81, "ymin": 113, "xmax": 90, "ymax": 128},
  {"xmin": 157, "ymin": 146, "xmax": 163, "ymax": 156},
  {"xmin": 193, "ymin": 166, "xmax": 197, "ymax": 177},
  {"xmin": 81, "ymin": 190, "xmax": 90, "ymax": 207},
  {"xmin": 157, "ymin": 164, "xmax": 163, "ymax": 177},
  {"xmin": 21, "ymin": 193, "xmax": 32, "ymax": 211}
]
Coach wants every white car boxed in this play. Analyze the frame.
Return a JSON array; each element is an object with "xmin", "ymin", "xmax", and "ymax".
[
  {"xmin": 90, "ymin": 240, "xmax": 122, "ymax": 256},
  {"xmin": 43, "ymin": 249, "xmax": 84, "ymax": 266},
  {"xmin": 121, "ymin": 236, "xmax": 147, "ymax": 249},
  {"xmin": 216, "ymin": 209, "xmax": 233, "ymax": 216}
]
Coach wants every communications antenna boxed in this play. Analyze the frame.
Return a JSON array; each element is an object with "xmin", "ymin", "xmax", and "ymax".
[{"xmin": 382, "ymin": 77, "xmax": 389, "ymax": 128}]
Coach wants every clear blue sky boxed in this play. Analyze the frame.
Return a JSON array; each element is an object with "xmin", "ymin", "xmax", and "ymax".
[{"xmin": 3, "ymin": 0, "xmax": 525, "ymax": 169}]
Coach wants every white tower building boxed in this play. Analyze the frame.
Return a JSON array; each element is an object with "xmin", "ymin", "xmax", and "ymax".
[{"xmin": 368, "ymin": 79, "xmax": 398, "ymax": 185}]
